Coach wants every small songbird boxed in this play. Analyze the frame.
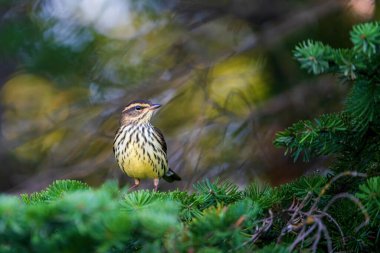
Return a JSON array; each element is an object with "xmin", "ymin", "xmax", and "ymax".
[{"xmin": 113, "ymin": 100, "xmax": 181, "ymax": 191}]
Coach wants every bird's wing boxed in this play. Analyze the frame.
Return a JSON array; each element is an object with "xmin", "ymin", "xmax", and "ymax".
[{"xmin": 153, "ymin": 126, "xmax": 167, "ymax": 154}]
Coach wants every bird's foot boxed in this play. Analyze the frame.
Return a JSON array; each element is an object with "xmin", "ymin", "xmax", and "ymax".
[
  {"xmin": 128, "ymin": 184, "xmax": 139, "ymax": 191},
  {"xmin": 153, "ymin": 178, "xmax": 159, "ymax": 192},
  {"xmin": 128, "ymin": 179, "xmax": 140, "ymax": 191}
]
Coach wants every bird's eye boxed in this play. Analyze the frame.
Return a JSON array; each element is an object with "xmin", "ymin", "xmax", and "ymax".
[{"xmin": 135, "ymin": 106, "xmax": 142, "ymax": 111}]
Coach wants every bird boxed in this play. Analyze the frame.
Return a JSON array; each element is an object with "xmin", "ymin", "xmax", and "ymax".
[{"xmin": 113, "ymin": 100, "xmax": 181, "ymax": 191}]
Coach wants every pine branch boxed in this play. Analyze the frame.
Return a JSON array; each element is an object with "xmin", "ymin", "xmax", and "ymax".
[
  {"xmin": 274, "ymin": 113, "xmax": 348, "ymax": 161},
  {"xmin": 275, "ymin": 22, "xmax": 380, "ymax": 166}
]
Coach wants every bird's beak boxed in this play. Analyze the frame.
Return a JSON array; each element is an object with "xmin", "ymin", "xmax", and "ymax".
[{"xmin": 150, "ymin": 104, "xmax": 161, "ymax": 110}]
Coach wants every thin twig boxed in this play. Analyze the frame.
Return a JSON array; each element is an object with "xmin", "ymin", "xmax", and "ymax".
[
  {"xmin": 283, "ymin": 171, "xmax": 369, "ymax": 252},
  {"xmin": 323, "ymin": 192, "xmax": 370, "ymax": 232},
  {"xmin": 289, "ymin": 223, "xmax": 318, "ymax": 252},
  {"xmin": 316, "ymin": 210, "xmax": 345, "ymax": 246},
  {"xmin": 311, "ymin": 171, "xmax": 367, "ymax": 210}
]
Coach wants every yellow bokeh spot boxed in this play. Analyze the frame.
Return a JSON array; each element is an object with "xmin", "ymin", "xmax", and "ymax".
[
  {"xmin": 208, "ymin": 54, "xmax": 269, "ymax": 116},
  {"xmin": 14, "ymin": 129, "xmax": 67, "ymax": 161},
  {"xmin": 1, "ymin": 74, "xmax": 87, "ymax": 160},
  {"xmin": 2, "ymin": 74, "xmax": 70, "ymax": 132}
]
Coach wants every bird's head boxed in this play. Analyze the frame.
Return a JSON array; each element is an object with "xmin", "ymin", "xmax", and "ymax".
[{"xmin": 120, "ymin": 100, "xmax": 161, "ymax": 125}]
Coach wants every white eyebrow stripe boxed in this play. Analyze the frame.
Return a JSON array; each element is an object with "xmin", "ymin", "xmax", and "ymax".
[{"xmin": 122, "ymin": 103, "xmax": 149, "ymax": 112}]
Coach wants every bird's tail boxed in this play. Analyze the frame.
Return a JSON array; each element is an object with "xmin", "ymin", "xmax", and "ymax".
[{"xmin": 162, "ymin": 168, "xmax": 181, "ymax": 182}]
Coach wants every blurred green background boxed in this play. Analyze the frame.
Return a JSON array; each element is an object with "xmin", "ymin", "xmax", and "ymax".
[{"xmin": 0, "ymin": 0, "xmax": 377, "ymax": 193}]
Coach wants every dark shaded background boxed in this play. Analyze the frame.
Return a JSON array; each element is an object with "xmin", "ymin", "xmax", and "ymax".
[{"xmin": 0, "ymin": 0, "xmax": 377, "ymax": 193}]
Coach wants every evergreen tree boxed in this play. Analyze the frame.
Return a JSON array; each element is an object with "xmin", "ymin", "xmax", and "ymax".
[{"xmin": 274, "ymin": 22, "xmax": 380, "ymax": 177}]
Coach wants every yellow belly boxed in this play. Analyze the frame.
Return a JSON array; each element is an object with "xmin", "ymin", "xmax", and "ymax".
[
  {"xmin": 124, "ymin": 153, "xmax": 159, "ymax": 179},
  {"xmin": 115, "ymin": 141, "xmax": 167, "ymax": 179}
]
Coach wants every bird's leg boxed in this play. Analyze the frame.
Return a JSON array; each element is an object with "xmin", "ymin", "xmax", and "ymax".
[
  {"xmin": 128, "ymin": 179, "xmax": 140, "ymax": 191},
  {"xmin": 153, "ymin": 178, "xmax": 159, "ymax": 192}
]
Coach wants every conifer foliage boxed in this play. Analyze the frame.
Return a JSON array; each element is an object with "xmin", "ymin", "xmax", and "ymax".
[
  {"xmin": 274, "ymin": 22, "xmax": 380, "ymax": 175},
  {"xmin": 1, "ymin": 22, "xmax": 380, "ymax": 253},
  {"xmin": 0, "ymin": 175, "xmax": 378, "ymax": 252}
]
